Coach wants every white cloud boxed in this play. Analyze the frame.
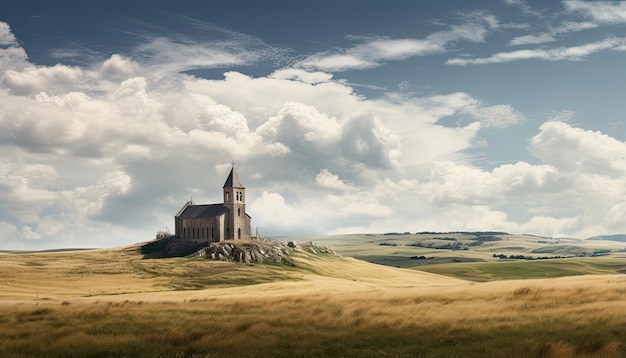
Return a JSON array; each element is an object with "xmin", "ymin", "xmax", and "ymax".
[
  {"xmin": 131, "ymin": 26, "xmax": 290, "ymax": 76},
  {"xmin": 352, "ymin": 37, "xmax": 445, "ymax": 60},
  {"xmin": 564, "ymin": 1, "xmax": 626, "ymax": 24},
  {"xmin": 411, "ymin": 92, "xmax": 525, "ymax": 128},
  {"xmin": 0, "ymin": 45, "xmax": 28, "ymax": 72},
  {"xmin": 509, "ymin": 33, "xmax": 557, "ymax": 46},
  {"xmin": 249, "ymin": 191, "xmax": 329, "ymax": 234},
  {"xmin": 509, "ymin": 21, "xmax": 598, "ymax": 46},
  {"xmin": 258, "ymin": 102, "xmax": 342, "ymax": 145},
  {"xmin": 447, "ymin": 36, "xmax": 626, "ymax": 65},
  {"xmin": 315, "ymin": 169, "xmax": 354, "ymax": 191},
  {"xmin": 298, "ymin": 53, "xmax": 379, "ymax": 72},
  {"xmin": 331, "ymin": 194, "xmax": 393, "ymax": 217},
  {"xmin": 136, "ymin": 37, "xmax": 246, "ymax": 74},
  {"xmin": 547, "ymin": 110, "xmax": 577, "ymax": 122},
  {"xmin": 2, "ymin": 64, "xmax": 84, "ymax": 95},
  {"xmin": 295, "ymin": 12, "xmax": 495, "ymax": 72},
  {"xmin": 0, "ymin": 22, "xmax": 29, "ymax": 77},
  {"xmin": 0, "ymin": 162, "xmax": 60, "ymax": 223},
  {"xmin": 462, "ymin": 103, "xmax": 525, "ymax": 128},
  {"xmin": 0, "ymin": 22, "xmax": 17, "ymax": 46},
  {"xmin": 529, "ymin": 121, "xmax": 626, "ymax": 176},
  {"xmin": 101, "ymin": 54, "xmax": 140, "ymax": 80},
  {"xmin": 270, "ymin": 68, "xmax": 333, "ymax": 84},
  {"xmin": 412, "ymin": 121, "xmax": 626, "ymax": 238},
  {"xmin": 1, "ymin": 17, "xmax": 624, "ymax": 249},
  {"xmin": 503, "ymin": 0, "xmax": 545, "ymax": 19}
]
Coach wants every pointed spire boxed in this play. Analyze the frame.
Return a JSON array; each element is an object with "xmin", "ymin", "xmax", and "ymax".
[{"xmin": 223, "ymin": 164, "xmax": 244, "ymax": 188}]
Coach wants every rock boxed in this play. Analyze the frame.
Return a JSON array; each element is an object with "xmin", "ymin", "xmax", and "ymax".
[{"xmin": 143, "ymin": 236, "xmax": 338, "ymax": 265}]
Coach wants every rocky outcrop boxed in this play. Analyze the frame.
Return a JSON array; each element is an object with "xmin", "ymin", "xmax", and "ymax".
[
  {"xmin": 197, "ymin": 239, "xmax": 336, "ymax": 264},
  {"xmin": 141, "ymin": 235, "xmax": 336, "ymax": 263},
  {"xmin": 198, "ymin": 241, "xmax": 287, "ymax": 264}
]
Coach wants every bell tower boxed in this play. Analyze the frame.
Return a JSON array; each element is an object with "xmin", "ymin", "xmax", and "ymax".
[{"xmin": 223, "ymin": 163, "xmax": 248, "ymax": 240}]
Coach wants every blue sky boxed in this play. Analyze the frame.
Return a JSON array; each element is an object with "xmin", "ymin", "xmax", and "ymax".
[{"xmin": 1, "ymin": 1, "xmax": 625, "ymax": 249}]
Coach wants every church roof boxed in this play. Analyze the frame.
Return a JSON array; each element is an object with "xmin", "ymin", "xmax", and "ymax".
[
  {"xmin": 223, "ymin": 166, "xmax": 245, "ymax": 188},
  {"xmin": 177, "ymin": 204, "xmax": 228, "ymax": 219}
]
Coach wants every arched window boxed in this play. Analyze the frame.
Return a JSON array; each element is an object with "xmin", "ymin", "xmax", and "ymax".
[
  {"xmin": 238, "ymin": 228, "xmax": 241, "ymax": 239},
  {"xmin": 238, "ymin": 208, "xmax": 241, "ymax": 217}
]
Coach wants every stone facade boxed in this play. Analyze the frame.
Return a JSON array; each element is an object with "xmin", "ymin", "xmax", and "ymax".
[{"xmin": 174, "ymin": 166, "xmax": 251, "ymax": 243}]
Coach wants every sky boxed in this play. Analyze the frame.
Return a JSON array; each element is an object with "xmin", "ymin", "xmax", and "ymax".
[{"xmin": 1, "ymin": 0, "xmax": 625, "ymax": 249}]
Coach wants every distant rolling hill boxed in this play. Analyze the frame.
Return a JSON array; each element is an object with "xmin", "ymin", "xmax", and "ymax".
[{"xmin": 587, "ymin": 234, "xmax": 626, "ymax": 242}]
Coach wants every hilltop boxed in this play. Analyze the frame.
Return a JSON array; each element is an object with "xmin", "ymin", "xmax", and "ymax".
[{"xmin": 587, "ymin": 234, "xmax": 626, "ymax": 242}]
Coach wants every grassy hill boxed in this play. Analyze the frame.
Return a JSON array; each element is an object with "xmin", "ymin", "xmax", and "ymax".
[
  {"xmin": 0, "ymin": 237, "xmax": 624, "ymax": 357},
  {"xmin": 301, "ymin": 233, "xmax": 626, "ymax": 279},
  {"xmin": 587, "ymin": 234, "xmax": 626, "ymax": 242}
]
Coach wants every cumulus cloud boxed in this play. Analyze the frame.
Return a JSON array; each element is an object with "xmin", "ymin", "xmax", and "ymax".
[
  {"xmin": 529, "ymin": 121, "xmax": 626, "ymax": 176},
  {"xmin": 0, "ymin": 22, "xmax": 18, "ymax": 46},
  {"xmin": 0, "ymin": 161, "xmax": 59, "ymax": 224},
  {"xmin": 258, "ymin": 102, "xmax": 342, "ymax": 146},
  {"xmin": 249, "ymin": 191, "xmax": 331, "ymax": 234},
  {"xmin": 1, "ymin": 15, "xmax": 624, "ymax": 249},
  {"xmin": 1, "ymin": 54, "xmax": 510, "ymax": 247},
  {"xmin": 2, "ymin": 64, "xmax": 84, "ymax": 95},
  {"xmin": 0, "ymin": 22, "xmax": 28, "ymax": 75},
  {"xmin": 420, "ymin": 161, "xmax": 562, "ymax": 207},
  {"xmin": 101, "ymin": 54, "xmax": 140, "ymax": 80},
  {"xmin": 315, "ymin": 169, "xmax": 354, "ymax": 191},
  {"xmin": 414, "ymin": 122, "xmax": 626, "ymax": 238}
]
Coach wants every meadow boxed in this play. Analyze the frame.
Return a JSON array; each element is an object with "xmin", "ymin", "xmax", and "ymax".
[{"xmin": 0, "ymin": 236, "xmax": 624, "ymax": 357}]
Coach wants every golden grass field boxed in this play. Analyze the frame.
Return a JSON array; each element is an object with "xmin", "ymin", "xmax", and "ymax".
[{"xmin": 0, "ymin": 238, "xmax": 624, "ymax": 357}]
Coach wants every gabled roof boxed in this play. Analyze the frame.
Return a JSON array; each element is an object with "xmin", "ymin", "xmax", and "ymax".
[
  {"xmin": 177, "ymin": 204, "xmax": 228, "ymax": 219},
  {"xmin": 223, "ymin": 166, "xmax": 245, "ymax": 188},
  {"xmin": 175, "ymin": 200, "xmax": 193, "ymax": 217}
]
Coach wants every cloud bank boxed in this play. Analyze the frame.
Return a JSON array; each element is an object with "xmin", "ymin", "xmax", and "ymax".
[{"xmin": 1, "ymin": 13, "xmax": 625, "ymax": 249}]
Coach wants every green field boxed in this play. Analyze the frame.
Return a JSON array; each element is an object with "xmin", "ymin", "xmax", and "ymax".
[
  {"xmin": 306, "ymin": 233, "xmax": 626, "ymax": 280},
  {"xmin": 417, "ymin": 256, "xmax": 626, "ymax": 281}
]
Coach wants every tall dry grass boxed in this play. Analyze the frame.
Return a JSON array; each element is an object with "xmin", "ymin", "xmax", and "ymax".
[
  {"xmin": 0, "ymin": 274, "xmax": 623, "ymax": 357},
  {"xmin": 1, "ymin": 245, "xmax": 623, "ymax": 357}
]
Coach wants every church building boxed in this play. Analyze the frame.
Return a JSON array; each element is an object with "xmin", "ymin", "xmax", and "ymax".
[{"xmin": 174, "ymin": 165, "xmax": 251, "ymax": 242}]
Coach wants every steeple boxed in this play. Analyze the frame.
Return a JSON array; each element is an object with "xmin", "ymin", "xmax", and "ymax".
[
  {"xmin": 223, "ymin": 165, "xmax": 244, "ymax": 189},
  {"xmin": 222, "ymin": 163, "xmax": 249, "ymax": 240}
]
